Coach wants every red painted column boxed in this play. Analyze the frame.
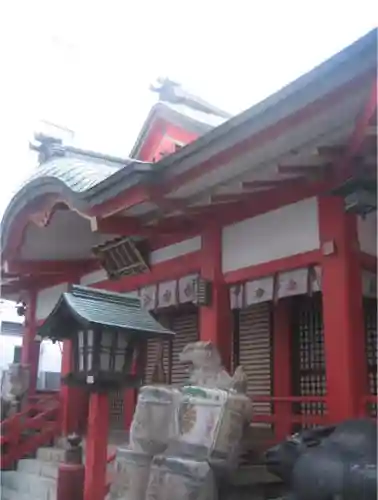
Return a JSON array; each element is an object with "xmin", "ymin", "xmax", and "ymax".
[
  {"xmin": 199, "ymin": 226, "xmax": 232, "ymax": 371},
  {"xmin": 21, "ymin": 289, "xmax": 39, "ymax": 394},
  {"xmin": 273, "ymin": 299, "xmax": 292, "ymax": 441},
  {"xmin": 57, "ymin": 463, "xmax": 85, "ymax": 500},
  {"xmin": 61, "ymin": 340, "xmax": 89, "ymax": 435},
  {"xmin": 318, "ymin": 195, "xmax": 368, "ymax": 422},
  {"xmin": 84, "ymin": 392, "xmax": 109, "ymax": 500}
]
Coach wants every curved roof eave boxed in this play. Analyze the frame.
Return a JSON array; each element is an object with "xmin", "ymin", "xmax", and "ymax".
[
  {"xmin": 0, "ymin": 177, "xmax": 91, "ymax": 256},
  {"xmin": 0, "ymin": 153, "xmax": 154, "ymax": 256}
]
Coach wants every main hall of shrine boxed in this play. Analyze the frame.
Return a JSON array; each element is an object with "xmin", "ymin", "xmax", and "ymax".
[{"xmin": 1, "ymin": 29, "xmax": 377, "ymax": 444}]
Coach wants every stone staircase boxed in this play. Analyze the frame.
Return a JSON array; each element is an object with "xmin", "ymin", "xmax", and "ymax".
[
  {"xmin": 1, "ymin": 429, "xmax": 285, "ymax": 500},
  {"xmin": 0, "ymin": 435, "xmax": 122, "ymax": 500},
  {"xmin": 1, "ymin": 446, "xmax": 64, "ymax": 500}
]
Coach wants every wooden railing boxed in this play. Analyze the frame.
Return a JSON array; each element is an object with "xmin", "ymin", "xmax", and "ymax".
[
  {"xmin": 253, "ymin": 395, "xmax": 327, "ymax": 426},
  {"xmin": 1, "ymin": 393, "xmax": 62, "ymax": 469}
]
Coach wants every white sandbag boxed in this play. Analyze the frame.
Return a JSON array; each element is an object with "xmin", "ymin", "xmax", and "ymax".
[
  {"xmin": 145, "ymin": 455, "xmax": 217, "ymax": 500},
  {"xmin": 108, "ymin": 447, "xmax": 152, "ymax": 500},
  {"xmin": 169, "ymin": 386, "xmax": 252, "ymax": 468},
  {"xmin": 129, "ymin": 385, "xmax": 181, "ymax": 455}
]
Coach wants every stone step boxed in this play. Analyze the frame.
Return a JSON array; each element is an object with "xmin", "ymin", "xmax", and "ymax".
[
  {"xmin": 1, "ymin": 470, "xmax": 57, "ymax": 500},
  {"xmin": 0, "ymin": 486, "xmax": 46, "ymax": 500},
  {"xmin": 36, "ymin": 446, "xmax": 67, "ymax": 464},
  {"xmin": 17, "ymin": 458, "xmax": 59, "ymax": 479}
]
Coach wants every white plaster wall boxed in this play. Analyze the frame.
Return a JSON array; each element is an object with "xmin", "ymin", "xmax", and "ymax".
[
  {"xmin": 38, "ymin": 340, "xmax": 62, "ymax": 373},
  {"xmin": 80, "ymin": 269, "xmax": 107, "ymax": 286},
  {"xmin": 357, "ymin": 212, "xmax": 377, "ymax": 256},
  {"xmin": 222, "ymin": 198, "xmax": 320, "ymax": 273},
  {"xmin": 36, "ymin": 283, "xmax": 68, "ymax": 320},
  {"xmin": 150, "ymin": 236, "xmax": 201, "ymax": 265}
]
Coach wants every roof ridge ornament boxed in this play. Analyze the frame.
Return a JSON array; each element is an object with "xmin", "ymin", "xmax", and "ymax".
[
  {"xmin": 150, "ymin": 77, "xmax": 231, "ymax": 119},
  {"xmin": 29, "ymin": 133, "xmax": 66, "ymax": 165}
]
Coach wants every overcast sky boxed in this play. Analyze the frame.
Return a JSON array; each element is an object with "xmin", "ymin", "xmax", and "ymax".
[
  {"xmin": 0, "ymin": 1, "xmax": 376, "ymax": 220},
  {"xmin": 0, "ymin": 1, "xmax": 376, "ymax": 326}
]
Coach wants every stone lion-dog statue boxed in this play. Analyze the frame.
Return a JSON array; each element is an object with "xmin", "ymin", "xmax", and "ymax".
[{"xmin": 179, "ymin": 340, "xmax": 248, "ymax": 393}]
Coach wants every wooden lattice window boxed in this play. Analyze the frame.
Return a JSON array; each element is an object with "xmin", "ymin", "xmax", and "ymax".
[
  {"xmin": 93, "ymin": 237, "xmax": 150, "ymax": 280},
  {"xmin": 292, "ymin": 294, "xmax": 326, "ymax": 425}
]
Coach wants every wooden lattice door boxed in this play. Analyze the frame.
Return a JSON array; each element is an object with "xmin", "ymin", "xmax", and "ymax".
[{"xmin": 292, "ymin": 294, "xmax": 326, "ymax": 427}]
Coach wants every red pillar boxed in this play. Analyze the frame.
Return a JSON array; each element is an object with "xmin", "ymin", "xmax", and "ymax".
[
  {"xmin": 318, "ymin": 195, "xmax": 368, "ymax": 423},
  {"xmin": 273, "ymin": 299, "xmax": 292, "ymax": 441},
  {"xmin": 21, "ymin": 289, "xmax": 39, "ymax": 394},
  {"xmin": 61, "ymin": 340, "xmax": 89, "ymax": 435},
  {"xmin": 199, "ymin": 226, "xmax": 232, "ymax": 371},
  {"xmin": 84, "ymin": 392, "xmax": 109, "ymax": 500},
  {"xmin": 57, "ymin": 463, "xmax": 85, "ymax": 500}
]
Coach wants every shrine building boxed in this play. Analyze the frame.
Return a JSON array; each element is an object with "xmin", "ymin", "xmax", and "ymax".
[{"xmin": 1, "ymin": 29, "xmax": 377, "ymax": 447}]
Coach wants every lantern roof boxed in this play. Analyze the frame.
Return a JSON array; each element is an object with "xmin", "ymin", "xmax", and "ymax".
[{"xmin": 37, "ymin": 284, "xmax": 175, "ymax": 341}]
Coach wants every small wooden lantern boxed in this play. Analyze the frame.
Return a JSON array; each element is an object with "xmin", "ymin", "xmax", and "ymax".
[{"xmin": 37, "ymin": 285, "xmax": 175, "ymax": 391}]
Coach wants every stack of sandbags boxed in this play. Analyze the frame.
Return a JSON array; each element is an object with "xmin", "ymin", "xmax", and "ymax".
[
  {"xmin": 168, "ymin": 385, "xmax": 252, "ymax": 469},
  {"xmin": 129, "ymin": 385, "xmax": 181, "ymax": 455},
  {"xmin": 145, "ymin": 455, "xmax": 217, "ymax": 500},
  {"xmin": 109, "ymin": 341, "xmax": 252, "ymax": 500},
  {"xmin": 109, "ymin": 384, "xmax": 182, "ymax": 500},
  {"xmin": 109, "ymin": 447, "xmax": 153, "ymax": 500}
]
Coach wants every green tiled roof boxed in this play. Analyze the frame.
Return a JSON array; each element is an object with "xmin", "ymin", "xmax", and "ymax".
[
  {"xmin": 38, "ymin": 285, "xmax": 175, "ymax": 340},
  {"xmin": 22, "ymin": 155, "xmax": 123, "ymax": 193}
]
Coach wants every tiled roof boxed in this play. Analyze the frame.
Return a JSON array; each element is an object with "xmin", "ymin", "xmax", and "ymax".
[
  {"xmin": 22, "ymin": 153, "xmax": 125, "ymax": 193},
  {"xmin": 38, "ymin": 285, "xmax": 175, "ymax": 340}
]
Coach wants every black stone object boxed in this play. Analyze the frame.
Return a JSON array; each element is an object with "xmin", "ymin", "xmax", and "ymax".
[{"xmin": 265, "ymin": 419, "xmax": 377, "ymax": 500}]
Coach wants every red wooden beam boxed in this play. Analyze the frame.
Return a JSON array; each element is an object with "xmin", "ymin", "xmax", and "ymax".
[
  {"xmin": 89, "ymin": 184, "xmax": 151, "ymax": 218},
  {"xmin": 277, "ymin": 164, "xmax": 330, "ymax": 176},
  {"xmin": 91, "ymin": 214, "xmax": 196, "ymax": 237},
  {"xmin": 1, "ymin": 271, "xmax": 87, "ymax": 297},
  {"xmin": 186, "ymin": 177, "xmax": 334, "ymax": 227},
  {"xmin": 273, "ymin": 300, "xmax": 292, "ymax": 441},
  {"xmin": 242, "ymin": 178, "xmax": 304, "ymax": 190},
  {"xmin": 345, "ymin": 77, "xmax": 377, "ymax": 159},
  {"xmin": 162, "ymin": 69, "xmax": 374, "ymax": 196},
  {"xmin": 223, "ymin": 249, "xmax": 322, "ymax": 284},
  {"xmin": 4, "ymin": 259, "xmax": 95, "ymax": 275},
  {"xmin": 95, "ymin": 251, "xmax": 202, "ymax": 293},
  {"xmin": 334, "ymin": 76, "xmax": 377, "ymax": 174},
  {"xmin": 147, "ymin": 187, "xmax": 187, "ymax": 214},
  {"xmin": 83, "ymin": 393, "xmax": 109, "ymax": 500},
  {"xmin": 210, "ymin": 194, "xmax": 244, "ymax": 203},
  {"xmin": 199, "ymin": 226, "xmax": 232, "ymax": 370},
  {"xmin": 317, "ymin": 145, "xmax": 346, "ymax": 159},
  {"xmin": 90, "ymin": 216, "xmax": 144, "ymax": 235},
  {"xmin": 318, "ymin": 196, "xmax": 368, "ymax": 421}
]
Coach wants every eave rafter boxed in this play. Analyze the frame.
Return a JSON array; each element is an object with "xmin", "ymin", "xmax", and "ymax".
[
  {"xmin": 334, "ymin": 77, "xmax": 377, "ymax": 177},
  {"xmin": 90, "ymin": 214, "xmax": 195, "ymax": 237}
]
